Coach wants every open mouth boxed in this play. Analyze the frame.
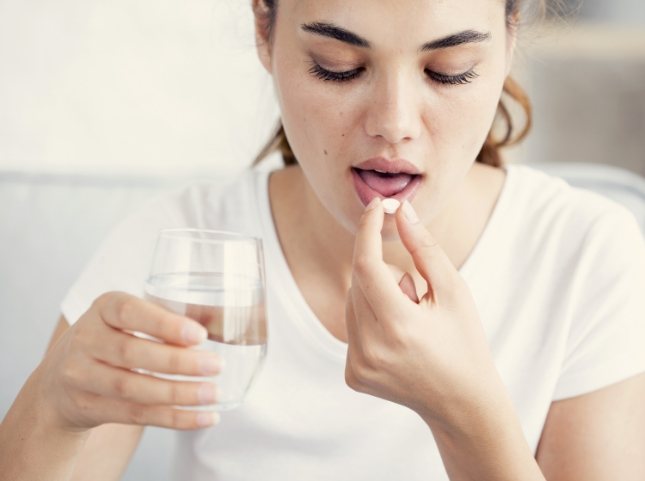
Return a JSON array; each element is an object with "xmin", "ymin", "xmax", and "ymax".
[{"xmin": 351, "ymin": 167, "xmax": 423, "ymax": 207}]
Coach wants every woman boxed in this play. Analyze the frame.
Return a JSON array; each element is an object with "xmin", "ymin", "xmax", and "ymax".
[{"xmin": 2, "ymin": 0, "xmax": 644, "ymax": 480}]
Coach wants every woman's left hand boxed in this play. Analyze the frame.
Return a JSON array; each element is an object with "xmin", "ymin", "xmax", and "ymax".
[{"xmin": 345, "ymin": 197, "xmax": 504, "ymax": 428}]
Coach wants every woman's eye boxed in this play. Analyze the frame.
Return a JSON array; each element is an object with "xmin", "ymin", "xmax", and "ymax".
[
  {"xmin": 307, "ymin": 61, "xmax": 479, "ymax": 87},
  {"xmin": 308, "ymin": 62, "xmax": 363, "ymax": 83},
  {"xmin": 425, "ymin": 69, "xmax": 479, "ymax": 86}
]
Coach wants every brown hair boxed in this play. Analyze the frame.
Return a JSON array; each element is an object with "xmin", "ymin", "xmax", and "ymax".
[{"xmin": 253, "ymin": 0, "xmax": 538, "ymax": 169}]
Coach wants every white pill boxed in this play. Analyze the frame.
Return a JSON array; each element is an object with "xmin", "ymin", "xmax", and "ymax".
[{"xmin": 382, "ymin": 198, "xmax": 401, "ymax": 215}]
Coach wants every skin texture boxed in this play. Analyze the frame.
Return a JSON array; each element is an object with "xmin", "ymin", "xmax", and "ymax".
[
  {"xmin": 0, "ymin": 295, "xmax": 224, "ymax": 481},
  {"xmin": 253, "ymin": 0, "xmax": 645, "ymax": 479},
  {"xmin": 256, "ymin": 0, "xmax": 512, "ymax": 302},
  {"xmin": 261, "ymin": 0, "xmax": 511, "ymax": 231},
  {"xmin": 12, "ymin": 317, "xmax": 145, "ymax": 481},
  {"xmin": 1, "ymin": 1, "xmax": 643, "ymax": 480}
]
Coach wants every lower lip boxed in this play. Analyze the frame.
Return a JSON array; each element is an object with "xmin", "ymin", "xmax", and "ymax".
[{"xmin": 351, "ymin": 168, "xmax": 423, "ymax": 208}]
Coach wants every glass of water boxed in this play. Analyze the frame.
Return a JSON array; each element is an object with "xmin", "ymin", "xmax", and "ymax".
[{"xmin": 144, "ymin": 229, "xmax": 268, "ymax": 411}]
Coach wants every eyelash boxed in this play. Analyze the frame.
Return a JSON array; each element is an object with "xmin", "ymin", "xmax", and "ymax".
[{"xmin": 307, "ymin": 62, "xmax": 479, "ymax": 86}]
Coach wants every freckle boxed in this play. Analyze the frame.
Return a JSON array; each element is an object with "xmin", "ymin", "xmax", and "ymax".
[
  {"xmin": 341, "ymin": 133, "xmax": 345, "ymax": 137},
  {"xmin": 324, "ymin": 150, "xmax": 328, "ymax": 156}
]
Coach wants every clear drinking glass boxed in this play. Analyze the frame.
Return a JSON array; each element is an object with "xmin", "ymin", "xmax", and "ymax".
[{"xmin": 144, "ymin": 229, "xmax": 268, "ymax": 411}]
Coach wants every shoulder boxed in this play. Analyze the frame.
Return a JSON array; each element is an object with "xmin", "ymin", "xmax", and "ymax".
[
  {"xmin": 501, "ymin": 166, "xmax": 645, "ymax": 400},
  {"xmin": 83, "ymin": 168, "xmax": 268, "ymax": 260},
  {"xmin": 537, "ymin": 372, "xmax": 645, "ymax": 480},
  {"xmin": 506, "ymin": 163, "xmax": 626, "ymax": 220},
  {"xmin": 503, "ymin": 163, "xmax": 643, "ymax": 251},
  {"xmin": 164, "ymin": 168, "xmax": 261, "ymax": 208},
  {"xmin": 130, "ymin": 167, "xmax": 267, "ymax": 226}
]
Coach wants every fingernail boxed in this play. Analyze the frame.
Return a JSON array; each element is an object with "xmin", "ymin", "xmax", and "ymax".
[
  {"xmin": 366, "ymin": 197, "xmax": 381, "ymax": 212},
  {"xmin": 198, "ymin": 383, "xmax": 218, "ymax": 404},
  {"xmin": 199, "ymin": 355, "xmax": 223, "ymax": 375},
  {"xmin": 183, "ymin": 322, "xmax": 207, "ymax": 344},
  {"xmin": 197, "ymin": 411, "xmax": 219, "ymax": 427},
  {"xmin": 402, "ymin": 201, "xmax": 419, "ymax": 224}
]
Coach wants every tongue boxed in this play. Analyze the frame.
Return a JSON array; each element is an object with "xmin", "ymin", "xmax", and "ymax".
[{"xmin": 357, "ymin": 170, "xmax": 414, "ymax": 196}]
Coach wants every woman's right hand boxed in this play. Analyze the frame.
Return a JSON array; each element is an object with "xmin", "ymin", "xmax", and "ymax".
[{"xmin": 32, "ymin": 291, "xmax": 223, "ymax": 432}]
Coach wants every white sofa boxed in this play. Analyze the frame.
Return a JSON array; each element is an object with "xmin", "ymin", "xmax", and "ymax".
[{"xmin": 1, "ymin": 162, "xmax": 644, "ymax": 480}]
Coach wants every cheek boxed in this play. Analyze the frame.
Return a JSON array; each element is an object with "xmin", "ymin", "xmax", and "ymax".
[
  {"xmin": 430, "ymin": 72, "xmax": 506, "ymax": 158},
  {"xmin": 276, "ymin": 75, "xmax": 348, "ymax": 159}
]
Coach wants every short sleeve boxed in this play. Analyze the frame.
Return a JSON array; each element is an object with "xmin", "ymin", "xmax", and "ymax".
[
  {"xmin": 553, "ymin": 206, "xmax": 645, "ymax": 400},
  {"xmin": 59, "ymin": 187, "xmax": 194, "ymax": 326}
]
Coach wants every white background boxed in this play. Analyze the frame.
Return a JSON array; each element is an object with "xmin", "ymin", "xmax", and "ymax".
[{"xmin": 0, "ymin": 0, "xmax": 279, "ymax": 177}]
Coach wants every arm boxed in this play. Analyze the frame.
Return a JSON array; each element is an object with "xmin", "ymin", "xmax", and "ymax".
[
  {"xmin": 422, "ymin": 393, "xmax": 545, "ymax": 481},
  {"xmin": 536, "ymin": 373, "xmax": 645, "ymax": 480},
  {"xmin": 51, "ymin": 321, "xmax": 147, "ymax": 481},
  {"xmin": 70, "ymin": 423, "xmax": 144, "ymax": 481},
  {"xmin": 345, "ymin": 199, "xmax": 547, "ymax": 480},
  {"xmin": 346, "ymin": 199, "xmax": 644, "ymax": 480},
  {"xmin": 1, "ymin": 293, "xmax": 223, "ymax": 481},
  {"xmin": 0, "ymin": 317, "xmax": 144, "ymax": 481}
]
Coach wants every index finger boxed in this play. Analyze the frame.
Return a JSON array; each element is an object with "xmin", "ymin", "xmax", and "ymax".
[
  {"xmin": 352, "ymin": 199, "xmax": 407, "ymax": 316},
  {"xmin": 96, "ymin": 292, "xmax": 207, "ymax": 347}
]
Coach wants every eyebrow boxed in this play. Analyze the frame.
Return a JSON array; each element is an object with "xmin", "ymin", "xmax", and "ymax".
[
  {"xmin": 421, "ymin": 30, "xmax": 491, "ymax": 51},
  {"xmin": 301, "ymin": 22, "xmax": 491, "ymax": 52}
]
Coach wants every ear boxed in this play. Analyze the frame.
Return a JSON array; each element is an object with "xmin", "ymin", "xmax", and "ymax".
[{"xmin": 252, "ymin": 0, "xmax": 273, "ymax": 74}]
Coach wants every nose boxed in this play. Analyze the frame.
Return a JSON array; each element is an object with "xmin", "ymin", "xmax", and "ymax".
[{"xmin": 364, "ymin": 69, "xmax": 422, "ymax": 144}]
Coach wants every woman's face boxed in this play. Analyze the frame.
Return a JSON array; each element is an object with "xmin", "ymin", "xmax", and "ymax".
[{"xmin": 256, "ymin": 0, "xmax": 514, "ymax": 236}]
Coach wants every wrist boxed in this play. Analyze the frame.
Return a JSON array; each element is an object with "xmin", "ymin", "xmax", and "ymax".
[
  {"xmin": 421, "ymin": 393, "xmax": 545, "ymax": 481},
  {"xmin": 421, "ymin": 393, "xmax": 504, "ymax": 447},
  {"xmin": 416, "ymin": 364, "xmax": 509, "ymax": 434},
  {"xmin": 28, "ymin": 364, "xmax": 82, "ymax": 432},
  {"xmin": 14, "ymin": 363, "xmax": 91, "ymax": 439},
  {"xmin": 1, "ymin": 369, "xmax": 90, "ymax": 481}
]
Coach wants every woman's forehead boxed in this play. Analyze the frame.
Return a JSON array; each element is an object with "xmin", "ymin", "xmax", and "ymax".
[
  {"xmin": 282, "ymin": 0, "xmax": 504, "ymax": 38},
  {"xmin": 282, "ymin": 0, "xmax": 504, "ymax": 52},
  {"xmin": 284, "ymin": 0, "xmax": 503, "ymax": 20}
]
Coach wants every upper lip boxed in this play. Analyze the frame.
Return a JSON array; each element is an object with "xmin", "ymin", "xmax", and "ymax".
[{"xmin": 353, "ymin": 157, "xmax": 422, "ymax": 175}]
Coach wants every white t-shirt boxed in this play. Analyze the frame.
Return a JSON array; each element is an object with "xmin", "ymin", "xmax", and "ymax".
[{"xmin": 61, "ymin": 159, "xmax": 645, "ymax": 481}]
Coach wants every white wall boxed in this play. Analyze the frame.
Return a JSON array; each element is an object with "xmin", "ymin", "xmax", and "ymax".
[
  {"xmin": 0, "ymin": 0, "xmax": 280, "ymax": 177},
  {"xmin": 572, "ymin": 0, "xmax": 645, "ymax": 26},
  {"xmin": 509, "ymin": 22, "xmax": 645, "ymax": 177}
]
